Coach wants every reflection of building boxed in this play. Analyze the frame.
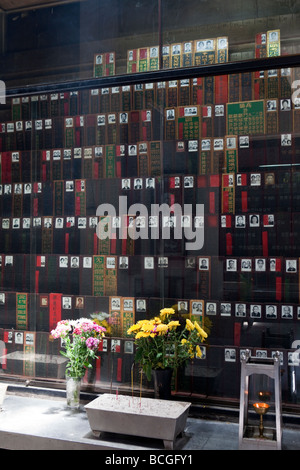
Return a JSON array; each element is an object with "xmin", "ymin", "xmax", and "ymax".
[{"xmin": 0, "ymin": 0, "xmax": 299, "ymax": 416}]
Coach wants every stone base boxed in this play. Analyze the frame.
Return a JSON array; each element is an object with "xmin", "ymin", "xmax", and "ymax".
[
  {"xmin": 85, "ymin": 394, "xmax": 191, "ymax": 449},
  {"xmin": 239, "ymin": 425, "xmax": 281, "ymax": 450}
]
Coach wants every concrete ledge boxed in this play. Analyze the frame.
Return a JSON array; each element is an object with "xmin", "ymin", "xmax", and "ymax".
[
  {"xmin": 0, "ymin": 394, "xmax": 186, "ymax": 450},
  {"xmin": 0, "ymin": 390, "xmax": 299, "ymax": 450}
]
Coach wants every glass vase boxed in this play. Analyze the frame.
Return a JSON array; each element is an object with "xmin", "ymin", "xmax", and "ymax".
[{"xmin": 66, "ymin": 376, "xmax": 81, "ymax": 408}]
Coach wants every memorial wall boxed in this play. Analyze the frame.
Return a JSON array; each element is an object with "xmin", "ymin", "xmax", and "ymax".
[{"xmin": 0, "ymin": 0, "xmax": 300, "ymax": 408}]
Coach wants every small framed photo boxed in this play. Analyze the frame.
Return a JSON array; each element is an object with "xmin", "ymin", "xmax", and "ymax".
[
  {"xmin": 199, "ymin": 257, "xmax": 209, "ymax": 270},
  {"xmin": 122, "ymin": 178, "xmax": 131, "ymax": 190},
  {"xmin": 266, "ymin": 305, "xmax": 277, "ymax": 319},
  {"xmin": 239, "ymin": 136, "xmax": 249, "ymax": 148},
  {"xmin": 119, "ymin": 256, "xmax": 129, "ymax": 269},
  {"xmin": 249, "ymin": 214, "xmax": 259, "ymax": 227},
  {"xmin": 281, "ymin": 134, "xmax": 292, "ymax": 146},
  {"xmin": 235, "ymin": 303, "xmax": 246, "ymax": 317},
  {"xmin": 241, "ymin": 259, "xmax": 252, "ymax": 272},
  {"xmin": 144, "ymin": 257, "xmax": 154, "ymax": 269},
  {"xmin": 191, "ymin": 301, "xmax": 203, "ymax": 314},
  {"xmin": 250, "ymin": 173, "xmax": 261, "ymax": 186},
  {"xmin": 62, "ymin": 296, "xmax": 72, "ymax": 309},
  {"xmin": 136, "ymin": 299, "xmax": 146, "ymax": 312},
  {"xmin": 281, "ymin": 305, "xmax": 293, "ymax": 319},
  {"xmin": 111, "ymin": 297, "xmax": 120, "ymax": 310},
  {"xmin": 225, "ymin": 348, "xmax": 236, "ymax": 362},
  {"xmin": 206, "ymin": 302, "xmax": 216, "ymax": 315},
  {"xmin": 75, "ymin": 297, "xmax": 84, "ymax": 308},
  {"xmin": 220, "ymin": 303, "xmax": 231, "ymax": 316},
  {"xmin": 255, "ymin": 258, "xmax": 266, "ymax": 271},
  {"xmin": 178, "ymin": 300, "xmax": 188, "ymax": 313},
  {"xmin": 59, "ymin": 256, "xmax": 68, "ymax": 268},
  {"xmin": 235, "ymin": 215, "xmax": 246, "ymax": 228},
  {"xmin": 280, "ymin": 98, "xmax": 291, "ymax": 111},
  {"xmin": 286, "ymin": 259, "xmax": 297, "ymax": 273},
  {"xmin": 226, "ymin": 259, "xmax": 237, "ymax": 271},
  {"xmin": 250, "ymin": 304, "xmax": 261, "ymax": 318},
  {"xmin": 124, "ymin": 341, "xmax": 134, "ymax": 354}
]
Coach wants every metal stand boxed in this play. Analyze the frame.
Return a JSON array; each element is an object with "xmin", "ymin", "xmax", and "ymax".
[{"xmin": 239, "ymin": 350, "xmax": 282, "ymax": 450}]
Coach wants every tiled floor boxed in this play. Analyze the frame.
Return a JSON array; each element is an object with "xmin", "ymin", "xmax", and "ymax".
[{"xmin": 0, "ymin": 392, "xmax": 298, "ymax": 450}]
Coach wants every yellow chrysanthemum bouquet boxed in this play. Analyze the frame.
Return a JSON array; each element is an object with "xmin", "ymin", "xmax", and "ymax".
[{"xmin": 127, "ymin": 307, "xmax": 208, "ymax": 381}]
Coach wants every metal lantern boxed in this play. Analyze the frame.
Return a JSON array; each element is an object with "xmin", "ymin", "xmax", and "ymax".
[{"xmin": 239, "ymin": 349, "xmax": 282, "ymax": 450}]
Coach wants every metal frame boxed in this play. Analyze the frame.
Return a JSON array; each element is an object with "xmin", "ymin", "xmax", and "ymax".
[
  {"xmin": 239, "ymin": 349, "xmax": 282, "ymax": 450},
  {"xmin": 5, "ymin": 53, "xmax": 300, "ymax": 98}
]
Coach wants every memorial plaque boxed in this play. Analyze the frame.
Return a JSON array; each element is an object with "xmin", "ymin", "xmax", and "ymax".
[
  {"xmin": 215, "ymin": 76, "xmax": 228, "ymax": 105},
  {"xmin": 227, "ymin": 100, "xmax": 265, "ymax": 135},
  {"xmin": 111, "ymin": 87, "xmax": 121, "ymax": 112},
  {"xmin": 140, "ymin": 110, "xmax": 152, "ymax": 141},
  {"xmin": 267, "ymin": 69, "xmax": 279, "ymax": 99},
  {"xmin": 212, "ymin": 137, "xmax": 224, "ymax": 174},
  {"xmin": 145, "ymin": 83, "xmax": 155, "ymax": 109},
  {"xmin": 121, "ymin": 86, "xmax": 132, "ymax": 112},
  {"xmin": 199, "ymin": 138, "xmax": 212, "ymax": 175},
  {"xmin": 12, "ymin": 98, "xmax": 21, "ymax": 121},
  {"xmin": 69, "ymin": 91, "xmax": 79, "ymax": 116},
  {"xmin": 177, "ymin": 106, "xmax": 200, "ymax": 140},
  {"xmin": 222, "ymin": 173, "xmax": 235, "ymax": 214},
  {"xmin": 253, "ymin": 71, "xmax": 266, "ymax": 100},
  {"xmin": 107, "ymin": 113, "xmax": 118, "ymax": 144},
  {"xmin": 194, "ymin": 38, "xmax": 216, "ymax": 66},
  {"xmin": 217, "ymin": 37, "xmax": 228, "ymax": 63},
  {"xmin": 178, "ymin": 79, "xmax": 191, "ymax": 106},
  {"xmin": 93, "ymin": 255, "xmax": 105, "ymax": 296},
  {"xmin": 127, "ymin": 49, "xmax": 138, "ymax": 73},
  {"xmin": 280, "ymin": 67, "xmax": 291, "ymax": 98},
  {"xmin": 105, "ymin": 144, "xmax": 116, "ymax": 178},
  {"xmin": 241, "ymin": 72, "xmax": 253, "ymax": 102},
  {"xmin": 121, "ymin": 297, "xmax": 135, "ymax": 337},
  {"xmin": 225, "ymin": 135, "xmax": 238, "ymax": 173},
  {"xmin": 157, "ymin": 82, "xmax": 166, "ymax": 108},
  {"xmin": 149, "ymin": 46, "xmax": 159, "ymax": 70},
  {"xmin": 267, "ymin": 29, "xmax": 280, "ymax": 57},
  {"xmin": 94, "ymin": 52, "xmax": 115, "ymax": 77},
  {"xmin": 52, "ymin": 149, "xmax": 62, "ymax": 180},
  {"xmin": 133, "ymin": 84, "xmax": 144, "ymax": 110},
  {"xmin": 119, "ymin": 111, "xmax": 129, "ymax": 144},
  {"xmin": 149, "ymin": 141, "xmax": 162, "ymax": 177},
  {"xmin": 203, "ymin": 76, "xmax": 215, "ymax": 104},
  {"xmin": 100, "ymin": 88, "xmax": 110, "ymax": 114},
  {"xmin": 129, "ymin": 111, "xmax": 140, "ymax": 144},
  {"xmin": 228, "ymin": 74, "xmax": 240, "ymax": 103},
  {"xmin": 105, "ymin": 256, "xmax": 118, "ymax": 296},
  {"xmin": 75, "ymin": 179, "xmax": 86, "ymax": 216},
  {"xmin": 197, "ymin": 256, "xmax": 211, "ymax": 299},
  {"xmin": 95, "ymin": 114, "xmax": 106, "ymax": 145},
  {"xmin": 171, "ymin": 43, "xmax": 182, "ymax": 68},
  {"xmin": 138, "ymin": 48, "xmax": 149, "ymax": 72},
  {"xmin": 165, "ymin": 108, "xmax": 176, "ymax": 140},
  {"xmin": 16, "ymin": 293, "xmax": 28, "ymax": 330},
  {"xmin": 109, "ymin": 297, "xmax": 122, "ymax": 337},
  {"xmin": 90, "ymin": 89, "xmax": 100, "ymax": 114},
  {"xmin": 182, "ymin": 41, "xmax": 194, "ymax": 67},
  {"xmin": 23, "ymin": 332, "xmax": 35, "ymax": 377},
  {"xmin": 137, "ymin": 142, "xmax": 149, "ymax": 177},
  {"xmin": 162, "ymin": 45, "xmax": 171, "ymax": 69},
  {"xmin": 265, "ymin": 99, "xmax": 278, "ymax": 134},
  {"xmin": 201, "ymin": 105, "xmax": 213, "ymax": 137},
  {"xmin": 255, "ymin": 33, "xmax": 267, "ymax": 58}
]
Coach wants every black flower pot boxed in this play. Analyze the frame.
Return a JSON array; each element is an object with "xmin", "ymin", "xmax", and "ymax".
[{"xmin": 152, "ymin": 368, "xmax": 173, "ymax": 400}]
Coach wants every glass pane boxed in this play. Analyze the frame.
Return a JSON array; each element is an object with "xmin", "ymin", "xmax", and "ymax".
[
  {"xmin": 0, "ymin": 0, "xmax": 300, "ymax": 413},
  {"xmin": 162, "ymin": 0, "xmax": 300, "ymax": 66}
]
